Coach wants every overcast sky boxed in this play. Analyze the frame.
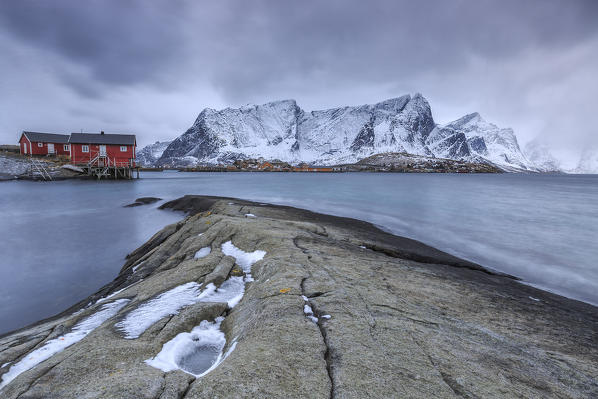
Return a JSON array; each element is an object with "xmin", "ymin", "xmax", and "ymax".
[{"xmin": 0, "ymin": 0, "xmax": 596, "ymax": 163}]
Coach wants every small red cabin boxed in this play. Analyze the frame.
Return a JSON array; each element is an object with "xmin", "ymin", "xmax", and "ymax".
[
  {"xmin": 19, "ymin": 132, "xmax": 71, "ymax": 156},
  {"xmin": 69, "ymin": 132, "xmax": 136, "ymax": 167}
]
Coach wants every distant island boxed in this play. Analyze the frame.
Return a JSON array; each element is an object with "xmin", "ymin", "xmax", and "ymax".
[{"xmin": 137, "ymin": 94, "xmax": 540, "ymax": 172}]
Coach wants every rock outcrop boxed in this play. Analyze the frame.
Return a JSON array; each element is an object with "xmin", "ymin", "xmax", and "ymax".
[{"xmin": 1, "ymin": 196, "xmax": 596, "ymax": 398}]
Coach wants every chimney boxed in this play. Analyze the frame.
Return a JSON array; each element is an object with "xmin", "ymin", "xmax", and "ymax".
[{"xmin": 100, "ymin": 131, "xmax": 105, "ymax": 135}]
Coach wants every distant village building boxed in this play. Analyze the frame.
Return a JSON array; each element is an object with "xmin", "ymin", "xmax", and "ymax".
[{"xmin": 19, "ymin": 132, "xmax": 70, "ymax": 156}]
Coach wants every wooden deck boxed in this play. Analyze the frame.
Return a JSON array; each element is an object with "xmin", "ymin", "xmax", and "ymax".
[{"xmin": 79, "ymin": 154, "xmax": 139, "ymax": 180}]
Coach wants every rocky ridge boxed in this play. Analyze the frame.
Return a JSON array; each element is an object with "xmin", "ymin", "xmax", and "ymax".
[
  {"xmin": 137, "ymin": 141, "xmax": 172, "ymax": 168},
  {"xmin": 0, "ymin": 196, "xmax": 596, "ymax": 398}
]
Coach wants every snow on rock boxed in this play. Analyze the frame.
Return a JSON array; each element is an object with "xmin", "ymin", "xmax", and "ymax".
[
  {"xmin": 0, "ymin": 299, "xmax": 130, "ymax": 390},
  {"xmin": 433, "ymin": 113, "xmax": 536, "ymax": 171},
  {"xmin": 194, "ymin": 247, "xmax": 212, "ymax": 259},
  {"xmin": 145, "ymin": 317, "xmax": 236, "ymax": 378},
  {"xmin": 96, "ymin": 287, "xmax": 127, "ymax": 304},
  {"xmin": 245, "ymin": 213, "xmax": 256, "ymax": 218},
  {"xmin": 199, "ymin": 278, "xmax": 246, "ymax": 308},
  {"xmin": 115, "ymin": 282, "xmax": 203, "ymax": 339},
  {"xmin": 221, "ymin": 241, "xmax": 266, "ymax": 274},
  {"xmin": 117, "ymin": 243, "xmax": 265, "ymax": 339},
  {"xmin": 302, "ymin": 297, "xmax": 318, "ymax": 323},
  {"xmin": 136, "ymin": 141, "xmax": 172, "ymax": 167},
  {"xmin": 0, "ymin": 154, "xmax": 30, "ymax": 176},
  {"xmin": 154, "ymin": 94, "xmax": 535, "ymax": 171},
  {"xmin": 61, "ymin": 164, "xmax": 84, "ymax": 173}
]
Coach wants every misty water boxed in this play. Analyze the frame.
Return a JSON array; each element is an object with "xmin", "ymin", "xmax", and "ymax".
[{"xmin": 1, "ymin": 172, "xmax": 597, "ymax": 334}]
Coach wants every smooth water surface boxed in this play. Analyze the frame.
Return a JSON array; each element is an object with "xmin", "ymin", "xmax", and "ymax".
[{"xmin": 1, "ymin": 172, "xmax": 597, "ymax": 333}]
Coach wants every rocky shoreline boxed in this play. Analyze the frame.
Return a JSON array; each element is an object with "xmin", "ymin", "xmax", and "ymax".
[{"xmin": 0, "ymin": 196, "xmax": 596, "ymax": 398}]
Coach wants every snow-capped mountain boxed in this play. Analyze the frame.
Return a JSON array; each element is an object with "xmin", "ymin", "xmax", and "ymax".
[
  {"xmin": 152, "ymin": 94, "xmax": 536, "ymax": 171},
  {"xmin": 523, "ymin": 139, "xmax": 562, "ymax": 172},
  {"xmin": 574, "ymin": 148, "xmax": 598, "ymax": 174},
  {"xmin": 430, "ymin": 112, "xmax": 534, "ymax": 171},
  {"xmin": 136, "ymin": 141, "xmax": 171, "ymax": 167}
]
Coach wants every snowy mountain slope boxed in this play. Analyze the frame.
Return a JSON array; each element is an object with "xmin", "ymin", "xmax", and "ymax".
[
  {"xmin": 574, "ymin": 148, "xmax": 598, "ymax": 174},
  {"xmin": 431, "ymin": 113, "xmax": 534, "ymax": 170},
  {"xmin": 136, "ymin": 141, "xmax": 171, "ymax": 167},
  {"xmin": 523, "ymin": 139, "xmax": 562, "ymax": 172},
  {"xmin": 152, "ymin": 94, "xmax": 536, "ymax": 171}
]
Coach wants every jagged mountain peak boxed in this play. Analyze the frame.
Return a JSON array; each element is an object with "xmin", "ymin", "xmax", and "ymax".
[
  {"xmin": 447, "ymin": 112, "xmax": 484, "ymax": 128},
  {"xmin": 150, "ymin": 94, "xmax": 536, "ymax": 171}
]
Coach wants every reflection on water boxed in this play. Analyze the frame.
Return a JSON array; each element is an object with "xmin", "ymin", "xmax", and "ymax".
[{"xmin": 1, "ymin": 172, "xmax": 597, "ymax": 333}]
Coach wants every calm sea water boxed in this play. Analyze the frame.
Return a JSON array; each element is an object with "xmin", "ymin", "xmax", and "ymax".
[{"xmin": 0, "ymin": 172, "xmax": 597, "ymax": 334}]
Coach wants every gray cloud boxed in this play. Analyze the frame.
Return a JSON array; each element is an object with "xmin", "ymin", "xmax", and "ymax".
[{"xmin": 0, "ymin": 0, "xmax": 596, "ymax": 163}]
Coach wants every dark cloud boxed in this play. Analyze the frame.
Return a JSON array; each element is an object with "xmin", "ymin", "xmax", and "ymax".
[{"xmin": 0, "ymin": 0, "xmax": 596, "ymax": 163}]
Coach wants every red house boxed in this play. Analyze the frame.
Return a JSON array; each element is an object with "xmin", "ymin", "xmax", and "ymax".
[
  {"xmin": 19, "ymin": 132, "xmax": 71, "ymax": 156},
  {"xmin": 69, "ymin": 132, "xmax": 136, "ymax": 167}
]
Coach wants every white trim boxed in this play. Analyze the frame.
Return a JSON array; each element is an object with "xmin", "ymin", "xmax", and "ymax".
[
  {"xmin": 38, "ymin": 142, "xmax": 43, "ymax": 147},
  {"xmin": 120, "ymin": 146, "xmax": 127, "ymax": 152},
  {"xmin": 23, "ymin": 135, "xmax": 31, "ymax": 155},
  {"xmin": 64, "ymin": 144, "xmax": 70, "ymax": 151},
  {"xmin": 82, "ymin": 145, "xmax": 89, "ymax": 153}
]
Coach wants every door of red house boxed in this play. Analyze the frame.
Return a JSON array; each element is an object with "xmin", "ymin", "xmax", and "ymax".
[
  {"xmin": 47, "ymin": 143, "xmax": 54, "ymax": 154},
  {"xmin": 99, "ymin": 145, "xmax": 106, "ymax": 156}
]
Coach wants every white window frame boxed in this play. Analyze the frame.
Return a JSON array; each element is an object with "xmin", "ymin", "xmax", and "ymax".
[
  {"xmin": 64, "ymin": 144, "xmax": 70, "ymax": 151},
  {"xmin": 38, "ymin": 142, "xmax": 43, "ymax": 147},
  {"xmin": 82, "ymin": 145, "xmax": 89, "ymax": 153},
  {"xmin": 120, "ymin": 145, "xmax": 127, "ymax": 152}
]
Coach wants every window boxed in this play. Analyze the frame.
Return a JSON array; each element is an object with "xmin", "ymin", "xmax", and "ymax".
[
  {"xmin": 64, "ymin": 144, "xmax": 70, "ymax": 151},
  {"xmin": 82, "ymin": 145, "xmax": 89, "ymax": 153},
  {"xmin": 120, "ymin": 146, "xmax": 127, "ymax": 152},
  {"xmin": 38, "ymin": 142, "xmax": 43, "ymax": 147}
]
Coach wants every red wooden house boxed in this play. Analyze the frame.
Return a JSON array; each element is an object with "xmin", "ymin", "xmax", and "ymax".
[
  {"xmin": 19, "ymin": 132, "xmax": 71, "ymax": 156},
  {"xmin": 69, "ymin": 132, "xmax": 137, "ymax": 167}
]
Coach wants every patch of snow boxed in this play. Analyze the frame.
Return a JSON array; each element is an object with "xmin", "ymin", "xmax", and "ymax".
[
  {"xmin": 198, "ymin": 278, "xmax": 246, "ymax": 308},
  {"xmin": 61, "ymin": 164, "xmax": 84, "ymax": 173},
  {"xmin": 301, "ymin": 296, "xmax": 318, "ymax": 323},
  {"xmin": 115, "ymin": 282, "xmax": 203, "ymax": 339},
  {"xmin": 359, "ymin": 245, "xmax": 366, "ymax": 249},
  {"xmin": 529, "ymin": 296, "xmax": 541, "ymax": 302},
  {"xmin": 197, "ymin": 233, "xmax": 204, "ymax": 237},
  {"xmin": 132, "ymin": 262, "xmax": 144, "ymax": 273},
  {"xmin": 322, "ymin": 315, "xmax": 331, "ymax": 319},
  {"xmin": 96, "ymin": 287, "xmax": 127, "ymax": 304},
  {"xmin": 0, "ymin": 299, "xmax": 129, "ymax": 390},
  {"xmin": 221, "ymin": 241, "xmax": 266, "ymax": 273},
  {"xmin": 145, "ymin": 317, "xmax": 236, "ymax": 378},
  {"xmin": 1, "ymin": 362, "xmax": 10, "ymax": 368},
  {"xmin": 117, "ymin": 243, "xmax": 266, "ymax": 340},
  {"xmin": 194, "ymin": 247, "xmax": 211, "ymax": 259},
  {"xmin": 245, "ymin": 213, "xmax": 256, "ymax": 218}
]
